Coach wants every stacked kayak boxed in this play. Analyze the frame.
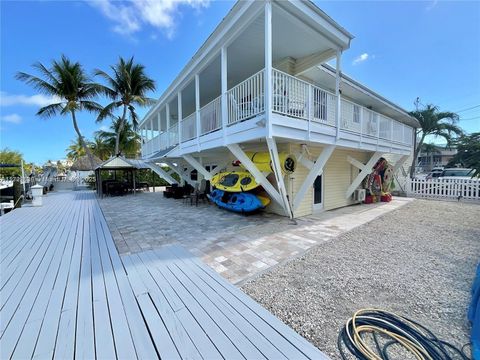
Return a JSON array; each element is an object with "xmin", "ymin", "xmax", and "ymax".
[
  {"xmin": 208, "ymin": 189, "xmax": 270, "ymax": 214},
  {"xmin": 211, "ymin": 171, "xmax": 258, "ymax": 192}
]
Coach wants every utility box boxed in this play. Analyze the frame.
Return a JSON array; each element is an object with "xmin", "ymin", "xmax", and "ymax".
[{"xmin": 31, "ymin": 184, "xmax": 44, "ymax": 206}]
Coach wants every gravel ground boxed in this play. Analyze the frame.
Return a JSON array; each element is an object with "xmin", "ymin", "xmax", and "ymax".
[{"xmin": 241, "ymin": 200, "xmax": 480, "ymax": 359}]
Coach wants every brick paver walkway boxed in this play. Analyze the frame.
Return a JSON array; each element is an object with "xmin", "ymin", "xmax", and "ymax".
[{"xmin": 99, "ymin": 191, "xmax": 412, "ymax": 284}]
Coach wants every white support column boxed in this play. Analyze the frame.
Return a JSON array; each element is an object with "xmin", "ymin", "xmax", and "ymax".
[
  {"xmin": 166, "ymin": 103, "xmax": 170, "ymax": 148},
  {"xmin": 335, "ymin": 49, "xmax": 342, "ymax": 140},
  {"xmin": 265, "ymin": 1, "xmax": 273, "ymax": 136},
  {"xmin": 195, "ymin": 74, "xmax": 201, "ymax": 146},
  {"xmin": 293, "ymin": 145, "xmax": 335, "ymax": 212},
  {"xmin": 150, "ymin": 118, "xmax": 154, "ymax": 140},
  {"xmin": 266, "ymin": 137, "xmax": 294, "ymax": 218},
  {"xmin": 307, "ymin": 84, "xmax": 313, "ymax": 140},
  {"xmin": 227, "ymin": 144, "xmax": 284, "ymax": 208},
  {"xmin": 221, "ymin": 46, "xmax": 228, "ymax": 143},
  {"xmin": 157, "ymin": 112, "xmax": 161, "ymax": 133},
  {"xmin": 345, "ymin": 151, "xmax": 383, "ymax": 199},
  {"xmin": 178, "ymin": 92, "xmax": 183, "ymax": 149},
  {"xmin": 182, "ymin": 154, "xmax": 212, "ymax": 180}
]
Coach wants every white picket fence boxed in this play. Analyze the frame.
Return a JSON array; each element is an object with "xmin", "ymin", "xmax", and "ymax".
[{"xmin": 407, "ymin": 178, "xmax": 480, "ymax": 201}]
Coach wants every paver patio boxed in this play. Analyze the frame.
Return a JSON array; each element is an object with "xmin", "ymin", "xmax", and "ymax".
[{"xmin": 100, "ymin": 191, "xmax": 413, "ymax": 284}]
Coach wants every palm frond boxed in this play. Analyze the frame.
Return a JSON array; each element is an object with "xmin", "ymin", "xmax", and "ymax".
[
  {"xmin": 15, "ymin": 72, "xmax": 59, "ymax": 96},
  {"xmin": 37, "ymin": 102, "xmax": 64, "ymax": 118}
]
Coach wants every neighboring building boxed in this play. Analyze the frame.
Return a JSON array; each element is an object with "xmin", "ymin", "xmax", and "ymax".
[
  {"xmin": 138, "ymin": 0, "xmax": 419, "ymax": 218},
  {"xmin": 417, "ymin": 145, "xmax": 457, "ymax": 173}
]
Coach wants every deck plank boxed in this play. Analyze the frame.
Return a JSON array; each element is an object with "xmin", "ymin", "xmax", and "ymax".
[
  {"xmin": 32, "ymin": 193, "xmax": 87, "ymax": 359},
  {"xmin": 0, "ymin": 194, "xmax": 81, "ymax": 358},
  {"xmin": 11, "ymin": 193, "xmax": 84, "ymax": 359},
  {"xmin": 0, "ymin": 191, "xmax": 329, "ymax": 360}
]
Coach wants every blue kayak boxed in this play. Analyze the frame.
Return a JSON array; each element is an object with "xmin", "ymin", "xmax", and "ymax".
[{"xmin": 208, "ymin": 189, "xmax": 268, "ymax": 213}]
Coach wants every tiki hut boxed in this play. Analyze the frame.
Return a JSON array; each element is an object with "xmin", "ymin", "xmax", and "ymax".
[
  {"xmin": 70, "ymin": 155, "xmax": 102, "ymax": 171},
  {"xmin": 70, "ymin": 155, "xmax": 102, "ymax": 188}
]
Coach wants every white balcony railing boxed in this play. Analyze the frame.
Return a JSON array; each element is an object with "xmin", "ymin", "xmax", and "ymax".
[
  {"xmin": 143, "ymin": 67, "xmax": 414, "ymax": 154},
  {"xmin": 180, "ymin": 113, "xmax": 196, "ymax": 142},
  {"xmin": 200, "ymin": 96, "xmax": 222, "ymax": 135},
  {"xmin": 227, "ymin": 69, "xmax": 265, "ymax": 125},
  {"xmin": 169, "ymin": 122, "xmax": 179, "ymax": 146}
]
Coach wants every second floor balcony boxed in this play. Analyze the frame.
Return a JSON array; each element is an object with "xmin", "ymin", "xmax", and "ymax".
[{"xmin": 141, "ymin": 68, "xmax": 414, "ymax": 158}]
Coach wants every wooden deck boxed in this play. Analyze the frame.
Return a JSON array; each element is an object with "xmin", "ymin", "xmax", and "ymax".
[{"xmin": 0, "ymin": 191, "xmax": 328, "ymax": 359}]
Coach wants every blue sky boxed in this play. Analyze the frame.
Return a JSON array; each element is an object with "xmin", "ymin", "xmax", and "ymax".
[{"xmin": 1, "ymin": 0, "xmax": 479, "ymax": 164}]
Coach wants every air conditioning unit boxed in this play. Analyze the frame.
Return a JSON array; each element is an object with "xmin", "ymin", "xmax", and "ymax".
[{"xmin": 353, "ymin": 189, "xmax": 366, "ymax": 202}]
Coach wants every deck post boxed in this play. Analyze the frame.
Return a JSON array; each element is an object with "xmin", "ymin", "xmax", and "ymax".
[
  {"xmin": 178, "ymin": 92, "xmax": 183, "ymax": 150},
  {"xmin": 345, "ymin": 151, "xmax": 383, "ymax": 199},
  {"xmin": 227, "ymin": 144, "xmax": 284, "ymax": 209},
  {"xmin": 150, "ymin": 118, "xmax": 154, "ymax": 141},
  {"xmin": 292, "ymin": 144, "xmax": 335, "ymax": 212},
  {"xmin": 195, "ymin": 74, "xmax": 201, "ymax": 149},
  {"xmin": 335, "ymin": 49, "xmax": 342, "ymax": 140},
  {"xmin": 221, "ymin": 46, "xmax": 228, "ymax": 144},
  {"xmin": 157, "ymin": 112, "xmax": 161, "ymax": 138},
  {"xmin": 166, "ymin": 103, "xmax": 170, "ymax": 148},
  {"xmin": 265, "ymin": 1, "xmax": 273, "ymax": 136},
  {"xmin": 266, "ymin": 137, "xmax": 294, "ymax": 218}
]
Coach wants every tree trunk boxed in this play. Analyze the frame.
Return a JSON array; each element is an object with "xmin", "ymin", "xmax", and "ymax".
[
  {"xmin": 115, "ymin": 105, "xmax": 128, "ymax": 156},
  {"xmin": 410, "ymin": 134, "xmax": 425, "ymax": 179},
  {"xmin": 71, "ymin": 110, "xmax": 96, "ymax": 170}
]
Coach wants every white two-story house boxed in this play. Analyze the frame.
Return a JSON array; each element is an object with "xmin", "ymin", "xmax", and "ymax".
[{"xmin": 138, "ymin": 0, "xmax": 419, "ymax": 219}]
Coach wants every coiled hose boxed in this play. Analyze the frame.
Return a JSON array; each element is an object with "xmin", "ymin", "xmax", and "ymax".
[{"xmin": 338, "ymin": 309, "xmax": 470, "ymax": 359}]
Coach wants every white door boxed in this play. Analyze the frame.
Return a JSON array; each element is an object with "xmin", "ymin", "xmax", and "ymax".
[{"xmin": 313, "ymin": 175, "xmax": 323, "ymax": 211}]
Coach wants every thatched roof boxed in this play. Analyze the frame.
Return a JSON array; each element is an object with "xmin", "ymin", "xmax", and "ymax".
[{"xmin": 70, "ymin": 155, "xmax": 102, "ymax": 171}]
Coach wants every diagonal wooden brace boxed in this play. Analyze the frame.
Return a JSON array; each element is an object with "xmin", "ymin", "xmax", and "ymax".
[
  {"xmin": 293, "ymin": 145, "xmax": 335, "ymax": 211},
  {"xmin": 345, "ymin": 151, "xmax": 383, "ymax": 199},
  {"xmin": 266, "ymin": 137, "xmax": 294, "ymax": 218},
  {"xmin": 227, "ymin": 144, "xmax": 284, "ymax": 210}
]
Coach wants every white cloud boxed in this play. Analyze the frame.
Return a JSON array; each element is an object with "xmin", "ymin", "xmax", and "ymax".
[
  {"xmin": 352, "ymin": 53, "xmax": 370, "ymax": 65},
  {"xmin": 99, "ymin": 125, "xmax": 109, "ymax": 131},
  {"xmin": 88, "ymin": 0, "xmax": 210, "ymax": 39},
  {"xmin": 0, "ymin": 91, "xmax": 61, "ymax": 107},
  {"xmin": 1, "ymin": 113, "xmax": 22, "ymax": 124}
]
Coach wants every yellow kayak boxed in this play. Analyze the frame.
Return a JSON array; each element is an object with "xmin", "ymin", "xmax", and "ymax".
[
  {"xmin": 211, "ymin": 171, "xmax": 260, "ymax": 192},
  {"xmin": 257, "ymin": 195, "xmax": 271, "ymax": 207},
  {"xmin": 244, "ymin": 152, "xmax": 296, "ymax": 174}
]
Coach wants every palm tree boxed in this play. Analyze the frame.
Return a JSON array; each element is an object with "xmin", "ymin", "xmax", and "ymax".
[
  {"xmin": 95, "ymin": 117, "xmax": 141, "ymax": 158},
  {"xmin": 16, "ymin": 55, "xmax": 104, "ymax": 169},
  {"xmin": 95, "ymin": 57, "xmax": 156, "ymax": 156},
  {"xmin": 91, "ymin": 135, "xmax": 112, "ymax": 161},
  {"xmin": 66, "ymin": 136, "xmax": 91, "ymax": 161},
  {"xmin": 409, "ymin": 104, "xmax": 462, "ymax": 178}
]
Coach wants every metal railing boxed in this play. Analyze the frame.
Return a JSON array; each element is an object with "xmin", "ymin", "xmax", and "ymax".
[
  {"xmin": 169, "ymin": 122, "xmax": 179, "ymax": 146},
  {"xmin": 180, "ymin": 113, "xmax": 196, "ymax": 142},
  {"xmin": 227, "ymin": 69, "xmax": 265, "ymax": 125},
  {"xmin": 200, "ymin": 95, "xmax": 222, "ymax": 135}
]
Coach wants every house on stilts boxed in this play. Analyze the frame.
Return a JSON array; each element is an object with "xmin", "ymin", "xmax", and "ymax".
[{"xmin": 139, "ymin": 0, "xmax": 419, "ymax": 218}]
